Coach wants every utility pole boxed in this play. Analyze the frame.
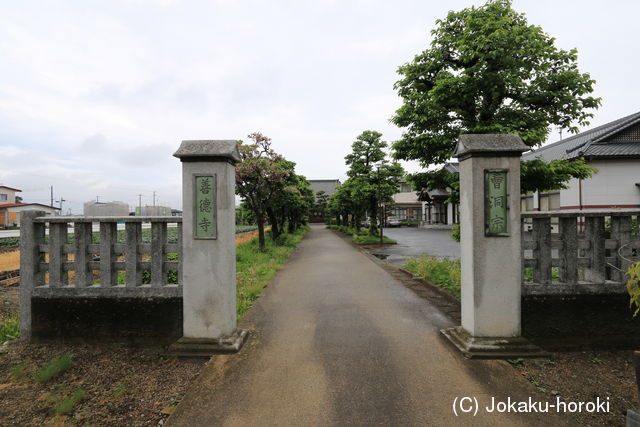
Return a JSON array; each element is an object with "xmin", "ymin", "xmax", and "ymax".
[
  {"xmin": 50, "ymin": 186, "xmax": 54, "ymax": 207},
  {"xmin": 138, "ymin": 194, "xmax": 143, "ymax": 215},
  {"xmin": 152, "ymin": 191, "xmax": 157, "ymax": 206},
  {"xmin": 58, "ymin": 197, "xmax": 66, "ymax": 214}
]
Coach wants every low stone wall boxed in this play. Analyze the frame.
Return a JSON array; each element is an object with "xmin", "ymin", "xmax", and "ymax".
[
  {"xmin": 522, "ymin": 294, "xmax": 640, "ymax": 349},
  {"xmin": 30, "ymin": 297, "xmax": 182, "ymax": 344}
]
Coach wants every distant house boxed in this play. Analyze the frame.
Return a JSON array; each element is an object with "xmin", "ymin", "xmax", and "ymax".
[
  {"xmin": 416, "ymin": 163, "xmax": 460, "ymax": 227},
  {"xmin": 0, "ymin": 185, "xmax": 60, "ymax": 227},
  {"xmin": 388, "ymin": 181, "xmax": 421, "ymax": 223},
  {"xmin": 309, "ymin": 179, "xmax": 341, "ymax": 223},
  {"xmin": 522, "ymin": 111, "xmax": 640, "ymax": 211}
]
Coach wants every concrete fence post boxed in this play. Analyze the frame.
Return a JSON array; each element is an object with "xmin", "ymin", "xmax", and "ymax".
[
  {"xmin": 170, "ymin": 140, "xmax": 248, "ymax": 357},
  {"xmin": 441, "ymin": 134, "xmax": 547, "ymax": 358},
  {"xmin": 19, "ymin": 210, "xmax": 46, "ymax": 342}
]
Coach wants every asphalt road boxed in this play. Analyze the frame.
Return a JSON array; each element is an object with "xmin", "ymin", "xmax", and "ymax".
[
  {"xmin": 371, "ymin": 226, "xmax": 460, "ymax": 265},
  {"xmin": 168, "ymin": 225, "xmax": 567, "ymax": 426}
]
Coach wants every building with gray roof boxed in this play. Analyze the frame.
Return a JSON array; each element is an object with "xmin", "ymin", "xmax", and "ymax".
[{"xmin": 523, "ymin": 111, "xmax": 640, "ymax": 211}]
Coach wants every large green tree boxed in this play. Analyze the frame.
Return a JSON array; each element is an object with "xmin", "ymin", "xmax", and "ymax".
[
  {"xmin": 391, "ymin": 0, "xmax": 600, "ymax": 169},
  {"xmin": 340, "ymin": 131, "xmax": 404, "ymax": 233}
]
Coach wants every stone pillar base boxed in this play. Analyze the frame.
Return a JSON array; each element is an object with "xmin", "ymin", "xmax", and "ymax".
[
  {"xmin": 169, "ymin": 329, "xmax": 249, "ymax": 358},
  {"xmin": 441, "ymin": 326, "xmax": 549, "ymax": 359}
]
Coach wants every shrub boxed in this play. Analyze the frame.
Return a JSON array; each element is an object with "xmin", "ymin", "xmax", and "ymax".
[
  {"xmin": 404, "ymin": 256, "xmax": 461, "ymax": 298},
  {"xmin": 352, "ymin": 235, "xmax": 396, "ymax": 245},
  {"xmin": 451, "ymin": 224, "xmax": 460, "ymax": 242},
  {"xmin": 627, "ymin": 261, "xmax": 640, "ymax": 316}
]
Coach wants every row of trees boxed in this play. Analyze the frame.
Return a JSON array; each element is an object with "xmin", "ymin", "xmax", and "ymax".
[
  {"xmin": 327, "ymin": 131, "xmax": 404, "ymax": 234},
  {"xmin": 236, "ymin": 132, "xmax": 314, "ymax": 250}
]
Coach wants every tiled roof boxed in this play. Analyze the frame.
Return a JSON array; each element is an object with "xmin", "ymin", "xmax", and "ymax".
[
  {"xmin": 393, "ymin": 192, "xmax": 420, "ymax": 204},
  {"xmin": 0, "ymin": 203, "xmax": 60, "ymax": 209},
  {"xmin": 443, "ymin": 163, "xmax": 459, "ymax": 173},
  {"xmin": 309, "ymin": 179, "xmax": 341, "ymax": 196},
  {"xmin": 0, "ymin": 186, "xmax": 22, "ymax": 192},
  {"xmin": 522, "ymin": 111, "xmax": 640, "ymax": 161}
]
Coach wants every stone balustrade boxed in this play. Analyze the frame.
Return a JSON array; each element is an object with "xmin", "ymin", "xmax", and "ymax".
[
  {"xmin": 521, "ymin": 209, "xmax": 640, "ymax": 295},
  {"xmin": 20, "ymin": 212, "xmax": 182, "ymax": 300}
]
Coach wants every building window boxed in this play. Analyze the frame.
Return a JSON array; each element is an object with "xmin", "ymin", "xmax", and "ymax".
[
  {"xmin": 390, "ymin": 207, "xmax": 407, "ymax": 220},
  {"xmin": 0, "ymin": 194, "xmax": 7, "ymax": 201},
  {"xmin": 400, "ymin": 183, "xmax": 412, "ymax": 193}
]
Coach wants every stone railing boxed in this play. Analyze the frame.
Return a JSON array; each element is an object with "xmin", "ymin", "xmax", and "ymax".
[
  {"xmin": 521, "ymin": 209, "xmax": 640, "ymax": 295},
  {"xmin": 20, "ymin": 211, "xmax": 182, "ymax": 299}
]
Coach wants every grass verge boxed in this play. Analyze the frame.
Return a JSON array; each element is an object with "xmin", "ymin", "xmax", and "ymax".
[
  {"xmin": 403, "ymin": 256, "xmax": 461, "ymax": 298},
  {"xmin": 0, "ymin": 314, "xmax": 20, "ymax": 343},
  {"xmin": 326, "ymin": 225, "xmax": 397, "ymax": 245},
  {"xmin": 352, "ymin": 235, "xmax": 397, "ymax": 245},
  {"xmin": 236, "ymin": 226, "xmax": 309, "ymax": 318}
]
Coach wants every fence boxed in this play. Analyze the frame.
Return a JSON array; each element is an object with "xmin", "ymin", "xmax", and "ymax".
[
  {"xmin": 521, "ymin": 209, "xmax": 640, "ymax": 296},
  {"xmin": 20, "ymin": 212, "xmax": 183, "ymax": 300}
]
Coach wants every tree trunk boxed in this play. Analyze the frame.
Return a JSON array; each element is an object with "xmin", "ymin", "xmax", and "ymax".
[
  {"xmin": 288, "ymin": 213, "xmax": 296, "ymax": 233},
  {"xmin": 279, "ymin": 207, "xmax": 287, "ymax": 234},
  {"xmin": 266, "ymin": 207, "xmax": 280, "ymax": 241},
  {"xmin": 256, "ymin": 212, "xmax": 266, "ymax": 250},
  {"xmin": 369, "ymin": 197, "xmax": 378, "ymax": 235}
]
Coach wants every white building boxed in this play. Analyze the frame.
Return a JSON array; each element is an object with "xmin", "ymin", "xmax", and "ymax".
[
  {"xmin": 0, "ymin": 185, "xmax": 60, "ymax": 227},
  {"xmin": 84, "ymin": 201, "xmax": 130, "ymax": 216},
  {"xmin": 522, "ymin": 111, "xmax": 640, "ymax": 211},
  {"xmin": 416, "ymin": 163, "xmax": 459, "ymax": 228}
]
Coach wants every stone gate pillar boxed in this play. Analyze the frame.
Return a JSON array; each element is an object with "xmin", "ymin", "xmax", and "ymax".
[
  {"xmin": 170, "ymin": 140, "xmax": 248, "ymax": 357},
  {"xmin": 441, "ymin": 134, "xmax": 546, "ymax": 358}
]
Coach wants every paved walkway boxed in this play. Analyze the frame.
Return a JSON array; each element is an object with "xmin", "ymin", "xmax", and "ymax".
[{"xmin": 168, "ymin": 225, "xmax": 567, "ymax": 426}]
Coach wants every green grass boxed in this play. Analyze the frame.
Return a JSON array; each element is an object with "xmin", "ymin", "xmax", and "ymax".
[
  {"xmin": 352, "ymin": 235, "xmax": 397, "ymax": 245},
  {"xmin": 112, "ymin": 382, "xmax": 126, "ymax": 398},
  {"xmin": 8, "ymin": 362, "xmax": 27, "ymax": 379},
  {"xmin": 54, "ymin": 389, "xmax": 85, "ymax": 415},
  {"xmin": 0, "ymin": 237, "xmax": 19, "ymax": 248},
  {"xmin": 235, "ymin": 226, "xmax": 309, "ymax": 318},
  {"xmin": 523, "ymin": 267, "xmax": 559, "ymax": 282},
  {"xmin": 0, "ymin": 314, "xmax": 20, "ymax": 342},
  {"xmin": 33, "ymin": 352, "xmax": 73, "ymax": 383},
  {"xmin": 404, "ymin": 256, "xmax": 461, "ymax": 298}
]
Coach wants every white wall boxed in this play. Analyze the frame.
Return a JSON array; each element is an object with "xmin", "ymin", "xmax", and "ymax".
[
  {"xmin": 0, "ymin": 188, "xmax": 17, "ymax": 204},
  {"xmin": 559, "ymin": 159, "xmax": 640, "ymax": 208},
  {"xmin": 581, "ymin": 159, "xmax": 640, "ymax": 207},
  {"xmin": 6, "ymin": 205, "xmax": 58, "ymax": 226}
]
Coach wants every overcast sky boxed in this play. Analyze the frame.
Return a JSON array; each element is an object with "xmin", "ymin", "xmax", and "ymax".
[{"xmin": 1, "ymin": 0, "xmax": 638, "ymax": 213}]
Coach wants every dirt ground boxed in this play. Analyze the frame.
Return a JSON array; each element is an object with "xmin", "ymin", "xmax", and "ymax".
[
  {"xmin": 0, "ymin": 229, "xmax": 264, "ymax": 426},
  {"xmin": 0, "ymin": 340, "xmax": 206, "ymax": 426},
  {"xmin": 514, "ymin": 351, "xmax": 638, "ymax": 425}
]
